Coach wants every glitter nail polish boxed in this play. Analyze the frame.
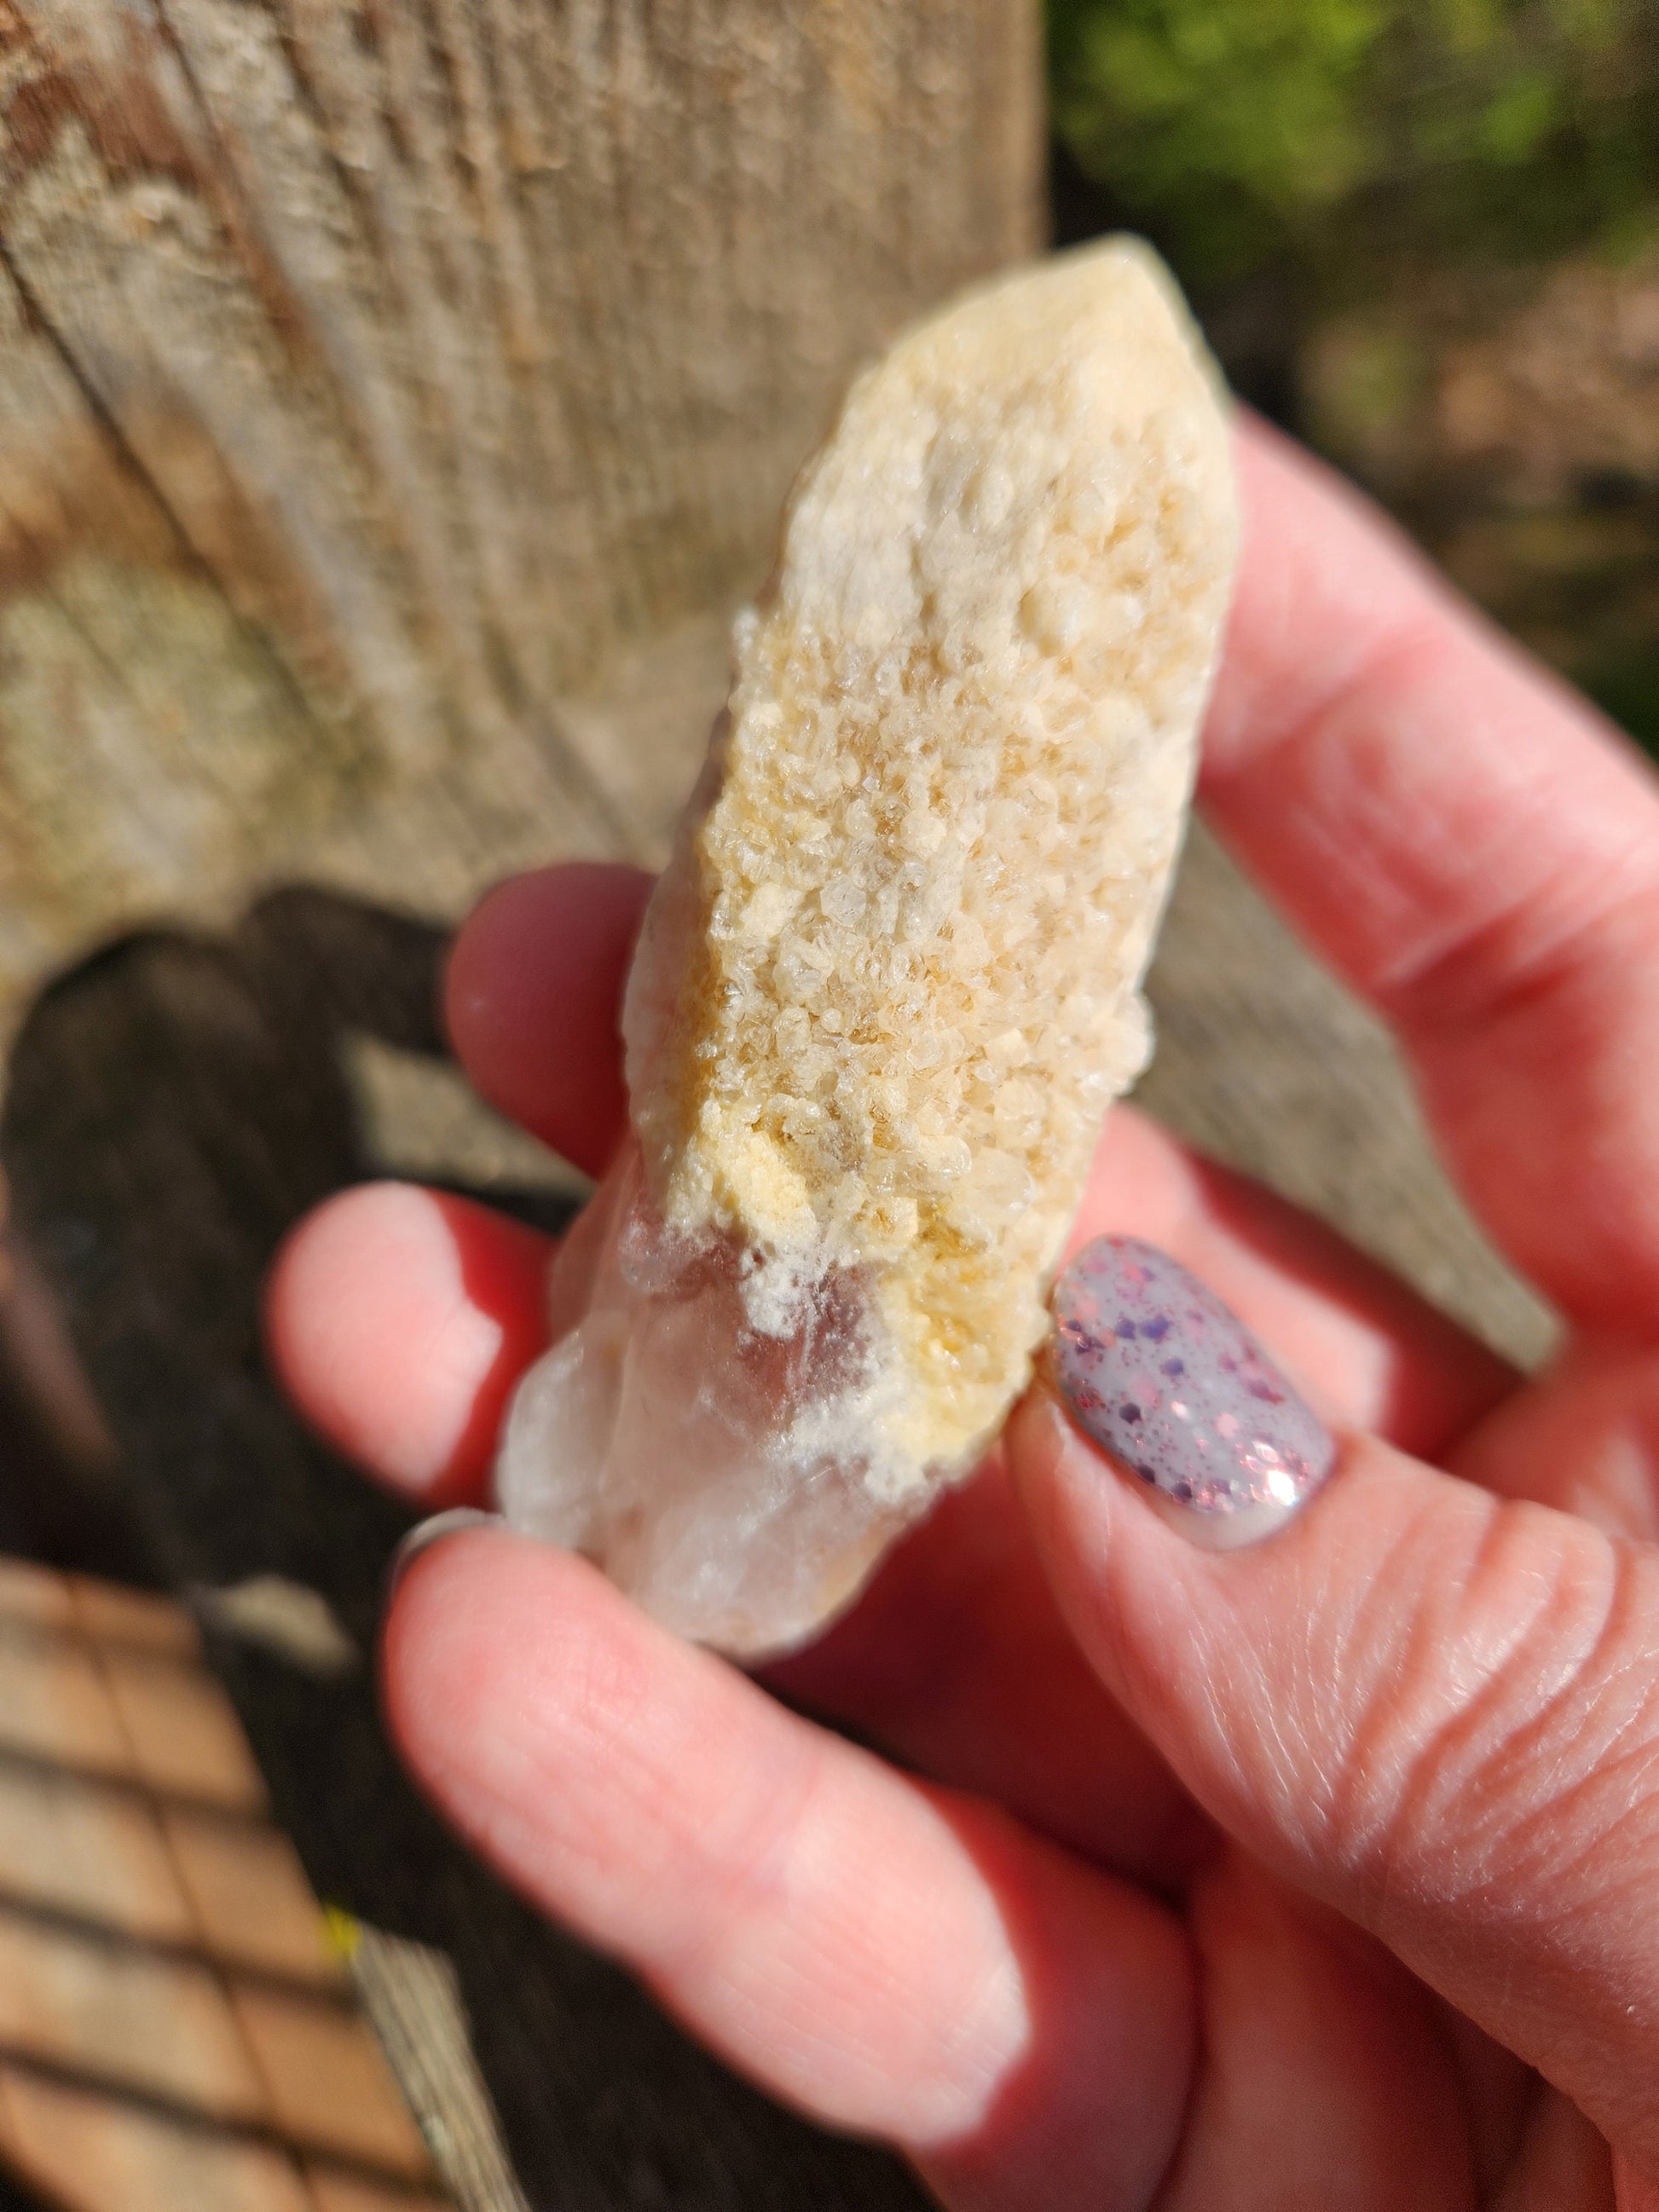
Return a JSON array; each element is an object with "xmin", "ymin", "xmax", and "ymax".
[{"xmin": 1049, "ymin": 1237, "xmax": 1334, "ymax": 1547}]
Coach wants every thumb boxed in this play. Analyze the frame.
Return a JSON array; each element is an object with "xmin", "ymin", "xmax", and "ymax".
[{"xmin": 1009, "ymin": 1235, "xmax": 1659, "ymax": 2174}]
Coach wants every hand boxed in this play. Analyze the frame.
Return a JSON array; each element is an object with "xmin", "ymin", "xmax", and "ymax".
[{"xmin": 267, "ymin": 414, "xmax": 1659, "ymax": 2209}]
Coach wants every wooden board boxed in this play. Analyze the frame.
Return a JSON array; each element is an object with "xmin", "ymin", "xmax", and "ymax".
[
  {"xmin": 0, "ymin": 1556, "xmax": 449, "ymax": 2212},
  {"xmin": 0, "ymin": 0, "xmax": 1042, "ymax": 1029}
]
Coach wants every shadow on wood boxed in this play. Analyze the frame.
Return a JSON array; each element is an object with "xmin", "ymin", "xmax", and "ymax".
[
  {"xmin": 0, "ymin": 890, "xmax": 928, "ymax": 2212},
  {"xmin": 0, "ymin": 1556, "xmax": 449, "ymax": 2210}
]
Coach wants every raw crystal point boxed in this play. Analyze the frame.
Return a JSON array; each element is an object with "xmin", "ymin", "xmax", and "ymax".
[{"xmin": 498, "ymin": 238, "xmax": 1239, "ymax": 1654}]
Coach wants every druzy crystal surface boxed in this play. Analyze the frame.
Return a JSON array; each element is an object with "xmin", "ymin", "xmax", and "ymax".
[{"xmin": 497, "ymin": 238, "xmax": 1239, "ymax": 1654}]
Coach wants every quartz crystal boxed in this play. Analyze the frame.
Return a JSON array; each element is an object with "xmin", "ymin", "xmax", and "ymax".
[{"xmin": 497, "ymin": 238, "xmax": 1239, "ymax": 1654}]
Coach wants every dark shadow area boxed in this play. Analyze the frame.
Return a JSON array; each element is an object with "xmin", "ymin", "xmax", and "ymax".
[
  {"xmin": 0, "ymin": 887, "xmax": 928, "ymax": 2212},
  {"xmin": 0, "ymin": 1260, "xmax": 145, "ymax": 1586},
  {"xmin": 0, "ymin": 2164, "xmax": 62, "ymax": 2212}
]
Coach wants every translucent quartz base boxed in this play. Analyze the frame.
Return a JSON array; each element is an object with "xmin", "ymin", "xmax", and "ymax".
[{"xmin": 496, "ymin": 1141, "xmax": 925, "ymax": 1655}]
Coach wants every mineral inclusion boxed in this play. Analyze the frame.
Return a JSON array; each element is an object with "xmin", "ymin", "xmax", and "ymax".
[{"xmin": 497, "ymin": 238, "xmax": 1239, "ymax": 1654}]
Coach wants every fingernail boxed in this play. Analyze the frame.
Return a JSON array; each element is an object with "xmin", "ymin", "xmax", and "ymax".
[
  {"xmin": 385, "ymin": 1507, "xmax": 501, "ymax": 1606},
  {"xmin": 1049, "ymin": 1238, "xmax": 1334, "ymax": 1548}
]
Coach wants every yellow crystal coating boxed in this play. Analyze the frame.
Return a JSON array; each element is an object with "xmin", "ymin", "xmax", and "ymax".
[{"xmin": 627, "ymin": 239, "xmax": 1237, "ymax": 1495}]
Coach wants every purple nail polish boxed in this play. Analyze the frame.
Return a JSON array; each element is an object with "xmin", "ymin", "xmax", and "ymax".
[{"xmin": 1049, "ymin": 1238, "xmax": 1334, "ymax": 1547}]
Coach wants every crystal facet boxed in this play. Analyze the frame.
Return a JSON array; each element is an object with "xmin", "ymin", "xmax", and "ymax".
[{"xmin": 496, "ymin": 238, "xmax": 1239, "ymax": 1654}]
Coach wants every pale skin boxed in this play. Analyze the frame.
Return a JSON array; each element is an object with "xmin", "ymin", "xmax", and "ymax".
[{"xmin": 267, "ymin": 414, "xmax": 1659, "ymax": 2209}]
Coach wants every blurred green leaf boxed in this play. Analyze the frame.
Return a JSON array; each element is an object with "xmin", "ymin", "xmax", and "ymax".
[
  {"xmin": 1049, "ymin": 0, "xmax": 1659, "ymax": 290},
  {"xmin": 1587, "ymin": 647, "xmax": 1659, "ymax": 754}
]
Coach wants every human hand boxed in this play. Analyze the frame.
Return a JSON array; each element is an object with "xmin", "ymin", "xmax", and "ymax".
[{"xmin": 267, "ymin": 413, "xmax": 1659, "ymax": 2209}]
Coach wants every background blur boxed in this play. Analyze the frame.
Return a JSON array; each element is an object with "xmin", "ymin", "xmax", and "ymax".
[{"xmin": 1052, "ymin": 0, "xmax": 1659, "ymax": 752}]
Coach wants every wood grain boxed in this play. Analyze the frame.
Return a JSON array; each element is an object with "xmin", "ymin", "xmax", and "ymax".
[
  {"xmin": 0, "ymin": 1560, "xmax": 449, "ymax": 2212},
  {"xmin": 0, "ymin": 0, "xmax": 1042, "ymax": 1023}
]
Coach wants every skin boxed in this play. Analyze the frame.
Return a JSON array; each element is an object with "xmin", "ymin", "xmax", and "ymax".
[{"xmin": 267, "ymin": 414, "xmax": 1659, "ymax": 2209}]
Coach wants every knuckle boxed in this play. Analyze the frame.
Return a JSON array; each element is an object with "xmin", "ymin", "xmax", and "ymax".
[{"xmin": 1315, "ymin": 1501, "xmax": 1659, "ymax": 1920}]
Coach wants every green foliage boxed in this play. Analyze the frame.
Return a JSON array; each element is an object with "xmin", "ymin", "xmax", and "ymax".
[
  {"xmin": 1586, "ymin": 645, "xmax": 1659, "ymax": 755},
  {"xmin": 1050, "ymin": 0, "xmax": 1659, "ymax": 288}
]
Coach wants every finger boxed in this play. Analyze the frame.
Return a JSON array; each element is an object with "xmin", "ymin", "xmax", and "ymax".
[
  {"xmin": 1449, "ymin": 1336, "xmax": 1659, "ymax": 1545},
  {"xmin": 265, "ymin": 1107, "xmax": 1511, "ymax": 1874},
  {"xmin": 264, "ymin": 1183, "xmax": 550, "ymax": 1507},
  {"xmin": 269, "ymin": 1184, "xmax": 1199, "ymax": 1887},
  {"xmin": 765, "ymin": 1454, "xmax": 1207, "ymax": 1881},
  {"xmin": 441, "ymin": 852, "xmax": 1514, "ymax": 1445},
  {"xmin": 1158, "ymin": 1854, "xmax": 1483, "ymax": 2212},
  {"xmin": 1014, "ymin": 1259, "xmax": 1659, "ymax": 2175},
  {"xmin": 443, "ymin": 863, "xmax": 653, "ymax": 1178},
  {"xmin": 774, "ymin": 1106, "xmax": 1514, "ymax": 1877},
  {"xmin": 384, "ymin": 1526, "xmax": 1194, "ymax": 2210},
  {"xmin": 278, "ymin": 856, "xmax": 1514, "ymax": 1877},
  {"xmin": 1074, "ymin": 1107, "xmax": 1514, "ymax": 1461},
  {"xmin": 1207, "ymin": 416, "xmax": 1659, "ymax": 1330},
  {"xmin": 263, "ymin": 1170, "xmax": 1194, "ymax": 1880}
]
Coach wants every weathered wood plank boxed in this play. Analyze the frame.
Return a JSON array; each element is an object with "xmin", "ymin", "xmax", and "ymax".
[
  {"xmin": 0, "ymin": 0, "xmax": 1043, "ymax": 1024},
  {"xmin": 0, "ymin": 1560, "xmax": 448, "ymax": 2212}
]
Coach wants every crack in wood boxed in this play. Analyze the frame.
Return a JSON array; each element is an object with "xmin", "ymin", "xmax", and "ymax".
[{"xmin": 0, "ymin": 237, "xmax": 326, "ymax": 743}]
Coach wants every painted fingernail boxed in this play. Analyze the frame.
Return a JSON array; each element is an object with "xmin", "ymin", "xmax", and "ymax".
[
  {"xmin": 1049, "ymin": 1237, "xmax": 1334, "ymax": 1547},
  {"xmin": 385, "ymin": 1507, "xmax": 502, "ymax": 1606}
]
